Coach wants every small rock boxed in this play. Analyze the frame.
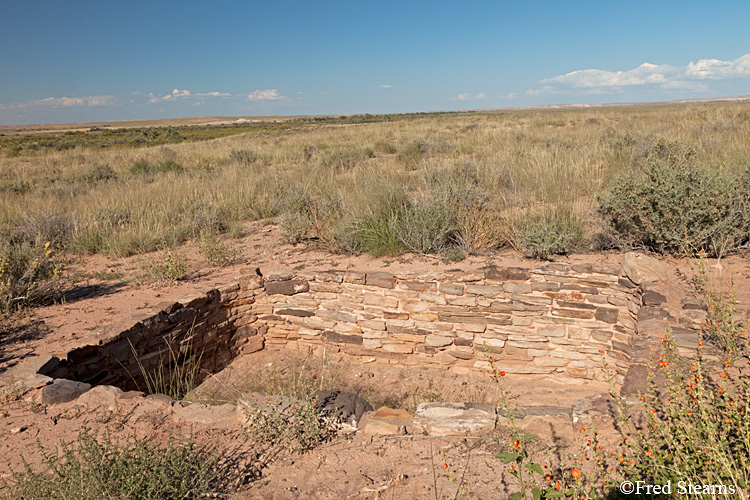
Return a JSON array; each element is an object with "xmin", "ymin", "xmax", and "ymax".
[
  {"xmin": 118, "ymin": 390, "xmax": 146, "ymax": 400},
  {"xmin": 41, "ymin": 379, "xmax": 91, "ymax": 405},
  {"xmin": 75, "ymin": 385, "xmax": 123, "ymax": 409},
  {"xmin": 10, "ymin": 426, "xmax": 27, "ymax": 434},
  {"xmin": 145, "ymin": 393, "xmax": 175, "ymax": 405},
  {"xmin": 642, "ymin": 288, "xmax": 667, "ymax": 306},
  {"xmin": 314, "ymin": 390, "xmax": 373, "ymax": 428},
  {"xmin": 621, "ymin": 252, "xmax": 666, "ymax": 284},
  {"xmin": 570, "ymin": 394, "xmax": 621, "ymax": 427},
  {"xmin": 0, "ymin": 356, "xmax": 62, "ymax": 383},
  {"xmin": 361, "ymin": 406, "xmax": 413, "ymax": 435},
  {"xmin": 414, "ymin": 402, "xmax": 497, "ymax": 436},
  {"xmin": 265, "ymin": 269, "xmax": 295, "ymax": 282}
]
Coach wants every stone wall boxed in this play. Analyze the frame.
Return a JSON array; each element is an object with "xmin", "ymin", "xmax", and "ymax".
[
  {"xmin": 257, "ymin": 263, "xmax": 639, "ymax": 382},
  {"xmin": 45, "ymin": 261, "xmax": 643, "ymax": 388}
]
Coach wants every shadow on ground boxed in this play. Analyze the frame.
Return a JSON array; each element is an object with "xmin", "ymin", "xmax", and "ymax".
[
  {"xmin": 61, "ymin": 281, "xmax": 128, "ymax": 304},
  {"xmin": 0, "ymin": 318, "xmax": 52, "ymax": 369}
]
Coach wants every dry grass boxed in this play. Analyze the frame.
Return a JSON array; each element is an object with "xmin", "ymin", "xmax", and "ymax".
[{"xmin": 1, "ymin": 103, "xmax": 749, "ymax": 260}]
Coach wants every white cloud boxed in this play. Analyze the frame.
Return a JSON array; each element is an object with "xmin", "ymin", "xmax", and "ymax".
[
  {"xmin": 148, "ymin": 88, "xmax": 231, "ymax": 103},
  {"xmin": 541, "ymin": 62, "xmax": 678, "ymax": 89},
  {"xmin": 529, "ymin": 53, "xmax": 750, "ymax": 96},
  {"xmin": 247, "ymin": 89, "xmax": 284, "ymax": 101},
  {"xmin": 0, "ymin": 95, "xmax": 118, "ymax": 110},
  {"xmin": 380, "ymin": 84, "xmax": 392, "ymax": 88},
  {"xmin": 685, "ymin": 54, "xmax": 750, "ymax": 79},
  {"xmin": 454, "ymin": 92, "xmax": 487, "ymax": 101}
]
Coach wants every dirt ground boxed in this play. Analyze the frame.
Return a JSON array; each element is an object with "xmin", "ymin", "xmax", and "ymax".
[{"xmin": 1, "ymin": 223, "xmax": 749, "ymax": 499}]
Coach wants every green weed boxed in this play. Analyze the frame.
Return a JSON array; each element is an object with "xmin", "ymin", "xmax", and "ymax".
[{"xmin": 6, "ymin": 428, "xmax": 224, "ymax": 500}]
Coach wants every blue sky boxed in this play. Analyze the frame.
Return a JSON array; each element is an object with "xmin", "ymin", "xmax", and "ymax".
[{"xmin": 1, "ymin": 1, "xmax": 749, "ymax": 125}]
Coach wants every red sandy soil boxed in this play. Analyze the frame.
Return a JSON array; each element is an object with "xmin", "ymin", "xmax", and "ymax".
[{"xmin": 1, "ymin": 223, "xmax": 748, "ymax": 499}]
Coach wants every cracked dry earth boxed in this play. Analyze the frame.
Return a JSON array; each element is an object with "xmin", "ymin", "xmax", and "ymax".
[{"xmin": 1, "ymin": 224, "xmax": 749, "ymax": 499}]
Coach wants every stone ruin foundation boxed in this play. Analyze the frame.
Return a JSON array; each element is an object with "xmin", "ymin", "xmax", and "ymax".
[
  {"xmin": 2, "ymin": 251, "xmax": 724, "ymax": 434},
  {"xmin": 35, "ymin": 256, "xmax": 675, "ymax": 392}
]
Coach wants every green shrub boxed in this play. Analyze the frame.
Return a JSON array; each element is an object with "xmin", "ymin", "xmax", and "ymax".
[
  {"xmin": 373, "ymin": 141, "xmax": 397, "ymax": 154},
  {"xmin": 0, "ymin": 240, "xmax": 65, "ymax": 313},
  {"xmin": 278, "ymin": 190, "xmax": 343, "ymax": 248},
  {"xmin": 598, "ymin": 157, "xmax": 750, "ymax": 256},
  {"xmin": 8, "ymin": 428, "xmax": 224, "ymax": 500},
  {"xmin": 396, "ymin": 139, "xmax": 428, "ymax": 169},
  {"xmin": 199, "ymin": 232, "xmax": 237, "ymax": 267},
  {"xmin": 130, "ymin": 159, "xmax": 152, "ymax": 176},
  {"xmin": 79, "ymin": 163, "xmax": 117, "ymax": 184},
  {"xmin": 147, "ymin": 250, "xmax": 189, "ymax": 283},
  {"xmin": 514, "ymin": 212, "xmax": 582, "ymax": 260}
]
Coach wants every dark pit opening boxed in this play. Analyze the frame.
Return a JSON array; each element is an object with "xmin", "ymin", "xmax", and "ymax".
[{"xmin": 39, "ymin": 285, "xmax": 262, "ymax": 398}]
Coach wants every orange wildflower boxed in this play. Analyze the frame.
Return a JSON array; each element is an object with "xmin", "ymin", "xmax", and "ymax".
[{"xmin": 571, "ymin": 469, "xmax": 582, "ymax": 479}]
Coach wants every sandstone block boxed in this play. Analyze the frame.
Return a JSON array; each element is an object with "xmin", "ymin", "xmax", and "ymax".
[
  {"xmin": 438, "ymin": 283, "xmax": 465, "ymax": 295},
  {"xmin": 485, "ymin": 267, "xmax": 530, "ymax": 281},
  {"xmin": 265, "ymin": 269, "xmax": 294, "ymax": 282},
  {"xmin": 363, "ymin": 293, "xmax": 399, "ymax": 309},
  {"xmin": 504, "ymin": 282, "xmax": 532, "ymax": 294},
  {"xmin": 414, "ymin": 402, "xmax": 496, "ymax": 436},
  {"xmin": 323, "ymin": 330, "xmax": 363, "ymax": 345},
  {"xmin": 466, "ymin": 284, "xmax": 504, "ymax": 297},
  {"xmin": 366, "ymin": 272, "xmax": 395, "ymax": 289},
  {"xmin": 426, "ymin": 334, "xmax": 454, "ymax": 347},
  {"xmin": 411, "ymin": 312, "xmax": 439, "ymax": 322},
  {"xmin": 358, "ymin": 319, "xmax": 386, "ymax": 330},
  {"xmin": 621, "ymin": 252, "xmax": 666, "ymax": 284},
  {"xmin": 362, "ymin": 407, "xmax": 412, "ymax": 435},
  {"xmin": 41, "ymin": 379, "xmax": 91, "ymax": 405},
  {"xmin": 265, "ymin": 280, "xmax": 309, "ymax": 295}
]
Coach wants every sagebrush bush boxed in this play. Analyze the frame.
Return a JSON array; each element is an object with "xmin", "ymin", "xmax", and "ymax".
[
  {"xmin": 130, "ymin": 159, "xmax": 184, "ymax": 176},
  {"xmin": 8, "ymin": 428, "xmax": 224, "ymax": 500},
  {"xmin": 598, "ymin": 152, "xmax": 750, "ymax": 256},
  {"xmin": 228, "ymin": 148, "xmax": 258, "ymax": 164},
  {"xmin": 79, "ymin": 163, "xmax": 117, "ymax": 184},
  {"xmin": 514, "ymin": 212, "xmax": 583, "ymax": 260}
]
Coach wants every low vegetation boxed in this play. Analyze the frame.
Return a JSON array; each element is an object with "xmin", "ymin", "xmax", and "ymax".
[{"xmin": 6, "ymin": 428, "xmax": 225, "ymax": 500}]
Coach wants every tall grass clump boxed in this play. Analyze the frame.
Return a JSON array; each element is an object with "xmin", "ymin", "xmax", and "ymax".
[
  {"xmin": 598, "ymin": 140, "xmax": 750, "ymax": 257},
  {"xmin": 129, "ymin": 335, "xmax": 204, "ymax": 401},
  {"xmin": 7, "ymin": 428, "xmax": 224, "ymax": 500},
  {"xmin": 0, "ymin": 239, "xmax": 65, "ymax": 314}
]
